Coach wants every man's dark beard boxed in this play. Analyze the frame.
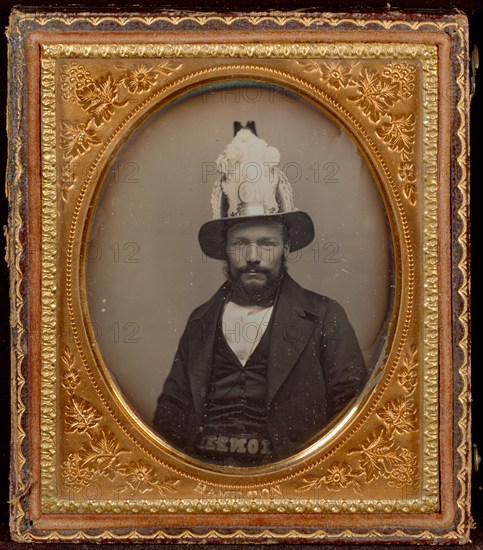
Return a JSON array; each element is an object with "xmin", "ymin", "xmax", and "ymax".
[{"xmin": 223, "ymin": 259, "xmax": 286, "ymax": 306}]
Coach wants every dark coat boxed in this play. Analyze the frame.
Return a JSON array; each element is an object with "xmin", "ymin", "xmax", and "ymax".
[{"xmin": 153, "ymin": 275, "xmax": 367, "ymax": 460}]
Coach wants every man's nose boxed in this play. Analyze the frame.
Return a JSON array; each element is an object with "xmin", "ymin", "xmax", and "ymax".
[{"xmin": 244, "ymin": 243, "xmax": 260, "ymax": 263}]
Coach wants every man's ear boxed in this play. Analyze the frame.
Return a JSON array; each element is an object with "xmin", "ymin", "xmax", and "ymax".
[{"xmin": 283, "ymin": 242, "xmax": 290, "ymax": 260}]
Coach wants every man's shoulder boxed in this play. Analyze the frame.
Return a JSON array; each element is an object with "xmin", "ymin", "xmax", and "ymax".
[
  {"xmin": 186, "ymin": 283, "xmax": 227, "ymax": 323},
  {"xmin": 282, "ymin": 274, "xmax": 334, "ymax": 304},
  {"xmin": 281, "ymin": 275, "xmax": 344, "ymax": 317}
]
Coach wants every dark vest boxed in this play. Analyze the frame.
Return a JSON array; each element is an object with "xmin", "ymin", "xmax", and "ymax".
[{"xmin": 194, "ymin": 312, "xmax": 273, "ymax": 465}]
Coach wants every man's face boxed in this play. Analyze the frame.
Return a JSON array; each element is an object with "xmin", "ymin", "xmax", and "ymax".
[{"xmin": 225, "ymin": 220, "xmax": 288, "ymax": 295}]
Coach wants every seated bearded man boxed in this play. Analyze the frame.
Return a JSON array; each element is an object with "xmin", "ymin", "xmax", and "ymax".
[{"xmin": 153, "ymin": 122, "xmax": 367, "ymax": 466}]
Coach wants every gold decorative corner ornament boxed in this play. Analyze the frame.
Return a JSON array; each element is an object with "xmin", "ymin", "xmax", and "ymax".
[{"xmin": 6, "ymin": 8, "xmax": 471, "ymax": 544}]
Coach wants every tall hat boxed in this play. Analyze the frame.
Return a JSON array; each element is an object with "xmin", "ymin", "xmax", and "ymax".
[{"xmin": 198, "ymin": 122, "xmax": 315, "ymax": 260}]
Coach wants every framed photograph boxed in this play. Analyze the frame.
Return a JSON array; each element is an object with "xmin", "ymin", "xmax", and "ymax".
[{"xmin": 7, "ymin": 9, "xmax": 471, "ymax": 543}]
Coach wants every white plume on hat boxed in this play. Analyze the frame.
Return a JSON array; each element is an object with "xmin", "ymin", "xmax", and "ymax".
[
  {"xmin": 211, "ymin": 127, "xmax": 295, "ymax": 219},
  {"xmin": 198, "ymin": 121, "xmax": 314, "ymax": 260}
]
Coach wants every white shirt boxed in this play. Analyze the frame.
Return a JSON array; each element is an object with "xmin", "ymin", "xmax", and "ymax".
[{"xmin": 222, "ymin": 301, "xmax": 274, "ymax": 366}]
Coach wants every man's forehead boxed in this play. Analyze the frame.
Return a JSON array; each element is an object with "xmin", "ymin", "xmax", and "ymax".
[{"xmin": 227, "ymin": 220, "xmax": 284, "ymax": 238}]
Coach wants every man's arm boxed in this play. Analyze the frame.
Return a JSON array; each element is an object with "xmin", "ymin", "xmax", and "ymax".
[
  {"xmin": 319, "ymin": 300, "xmax": 368, "ymax": 421},
  {"xmin": 153, "ymin": 326, "xmax": 193, "ymax": 449}
]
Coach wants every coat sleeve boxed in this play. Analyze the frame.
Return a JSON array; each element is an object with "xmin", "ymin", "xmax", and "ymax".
[
  {"xmin": 152, "ymin": 325, "xmax": 193, "ymax": 449},
  {"xmin": 319, "ymin": 299, "xmax": 368, "ymax": 421}
]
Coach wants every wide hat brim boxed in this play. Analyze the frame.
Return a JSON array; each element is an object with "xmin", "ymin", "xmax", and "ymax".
[{"xmin": 198, "ymin": 211, "xmax": 315, "ymax": 260}]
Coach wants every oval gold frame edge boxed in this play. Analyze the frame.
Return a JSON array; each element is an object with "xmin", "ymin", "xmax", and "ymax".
[{"xmin": 72, "ymin": 66, "xmax": 409, "ymax": 486}]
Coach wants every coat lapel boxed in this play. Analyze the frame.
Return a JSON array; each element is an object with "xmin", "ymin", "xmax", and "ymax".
[
  {"xmin": 266, "ymin": 276, "xmax": 317, "ymax": 405},
  {"xmin": 186, "ymin": 284, "xmax": 227, "ymax": 414},
  {"xmin": 185, "ymin": 276, "xmax": 318, "ymax": 410}
]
